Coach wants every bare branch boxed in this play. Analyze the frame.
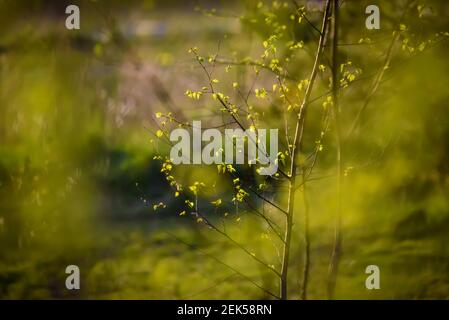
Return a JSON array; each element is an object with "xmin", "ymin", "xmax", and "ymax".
[
  {"xmin": 166, "ymin": 231, "xmax": 279, "ymax": 299},
  {"xmin": 194, "ymin": 209, "xmax": 282, "ymax": 278}
]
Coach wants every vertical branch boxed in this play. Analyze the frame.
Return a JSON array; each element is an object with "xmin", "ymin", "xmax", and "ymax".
[
  {"xmin": 327, "ymin": 0, "xmax": 342, "ymax": 300},
  {"xmin": 279, "ymin": 0, "xmax": 332, "ymax": 300},
  {"xmin": 299, "ymin": 170, "xmax": 310, "ymax": 299}
]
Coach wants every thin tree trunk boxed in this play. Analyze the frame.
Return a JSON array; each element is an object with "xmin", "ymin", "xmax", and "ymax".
[
  {"xmin": 279, "ymin": 0, "xmax": 332, "ymax": 300},
  {"xmin": 280, "ymin": 177, "xmax": 296, "ymax": 300},
  {"xmin": 327, "ymin": 0, "xmax": 342, "ymax": 300},
  {"xmin": 300, "ymin": 172, "xmax": 310, "ymax": 300}
]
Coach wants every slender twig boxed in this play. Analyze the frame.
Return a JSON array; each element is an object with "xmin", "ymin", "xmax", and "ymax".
[
  {"xmin": 248, "ymin": 186, "xmax": 288, "ymax": 216},
  {"xmin": 166, "ymin": 231, "xmax": 279, "ymax": 299},
  {"xmin": 299, "ymin": 169, "xmax": 310, "ymax": 300},
  {"xmin": 291, "ymin": 0, "xmax": 323, "ymax": 36},
  {"xmin": 181, "ymin": 273, "xmax": 238, "ymax": 299},
  {"xmin": 195, "ymin": 209, "xmax": 281, "ymax": 278},
  {"xmin": 243, "ymin": 198, "xmax": 285, "ymax": 243},
  {"xmin": 215, "ymin": 58, "xmax": 298, "ymax": 81},
  {"xmin": 347, "ymin": 0, "xmax": 416, "ymax": 136},
  {"xmin": 347, "ymin": 32, "xmax": 399, "ymax": 136}
]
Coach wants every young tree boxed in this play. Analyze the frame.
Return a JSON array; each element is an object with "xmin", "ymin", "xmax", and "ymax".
[{"xmin": 150, "ymin": 0, "xmax": 448, "ymax": 300}]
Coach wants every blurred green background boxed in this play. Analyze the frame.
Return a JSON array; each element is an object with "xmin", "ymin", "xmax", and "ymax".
[{"xmin": 0, "ymin": 0, "xmax": 448, "ymax": 299}]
